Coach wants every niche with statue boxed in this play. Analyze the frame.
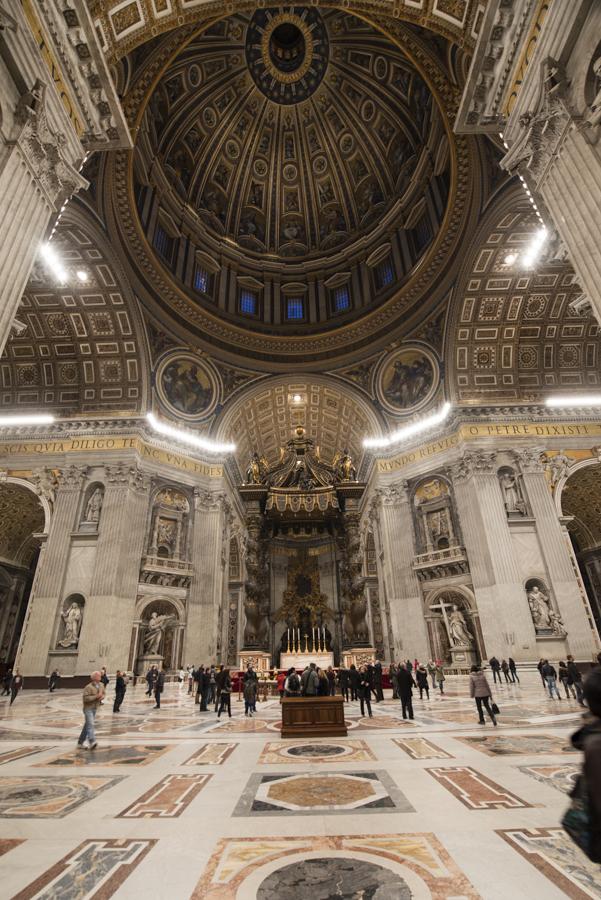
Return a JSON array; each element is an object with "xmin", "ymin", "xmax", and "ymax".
[{"xmin": 79, "ymin": 483, "xmax": 104, "ymax": 532}]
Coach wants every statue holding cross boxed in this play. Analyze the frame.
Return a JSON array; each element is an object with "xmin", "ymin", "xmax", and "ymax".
[{"xmin": 429, "ymin": 594, "xmax": 475, "ymax": 658}]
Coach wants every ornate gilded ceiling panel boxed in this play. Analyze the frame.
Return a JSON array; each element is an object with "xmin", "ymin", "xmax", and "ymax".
[
  {"xmin": 446, "ymin": 197, "xmax": 601, "ymax": 403},
  {"xmin": 562, "ymin": 464, "xmax": 601, "ymax": 551}
]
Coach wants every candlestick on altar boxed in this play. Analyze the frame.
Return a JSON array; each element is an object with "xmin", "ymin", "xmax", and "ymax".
[
  {"xmin": 286, "ymin": 628, "xmax": 290, "ymax": 654},
  {"xmin": 304, "ymin": 633, "xmax": 309, "ymax": 654},
  {"xmin": 297, "ymin": 627, "xmax": 300, "ymax": 653},
  {"xmin": 312, "ymin": 626, "xmax": 316, "ymax": 652}
]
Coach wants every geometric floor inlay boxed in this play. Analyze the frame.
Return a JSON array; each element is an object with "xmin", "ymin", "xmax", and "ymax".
[
  {"xmin": 0, "ymin": 775, "xmax": 123, "ymax": 817},
  {"xmin": 393, "ymin": 737, "xmax": 453, "ymax": 759},
  {"xmin": 118, "ymin": 774, "xmax": 211, "ymax": 817},
  {"xmin": 498, "ymin": 828, "xmax": 601, "ymax": 899},
  {"xmin": 12, "ymin": 838, "xmax": 156, "ymax": 899},
  {"xmin": 426, "ymin": 767, "xmax": 533, "ymax": 809},
  {"xmin": 191, "ymin": 834, "xmax": 480, "ymax": 898},
  {"xmin": 0, "ymin": 747, "xmax": 50, "ymax": 765},
  {"xmin": 233, "ymin": 771, "xmax": 413, "ymax": 816},
  {"xmin": 182, "ymin": 743, "xmax": 238, "ymax": 765},
  {"xmin": 258, "ymin": 740, "xmax": 375, "ymax": 764},
  {"xmin": 517, "ymin": 763, "xmax": 580, "ymax": 795},
  {"xmin": 36, "ymin": 744, "xmax": 174, "ymax": 767},
  {"xmin": 455, "ymin": 734, "xmax": 576, "ymax": 756}
]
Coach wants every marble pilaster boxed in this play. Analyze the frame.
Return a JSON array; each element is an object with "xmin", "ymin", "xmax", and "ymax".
[
  {"xmin": 376, "ymin": 483, "xmax": 429, "ymax": 662},
  {"xmin": 77, "ymin": 465, "xmax": 150, "ymax": 675},
  {"xmin": 16, "ymin": 466, "xmax": 86, "ymax": 674},
  {"xmin": 516, "ymin": 451, "xmax": 599, "ymax": 658}
]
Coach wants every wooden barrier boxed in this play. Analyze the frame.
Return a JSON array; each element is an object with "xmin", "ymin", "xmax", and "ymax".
[{"xmin": 281, "ymin": 695, "xmax": 347, "ymax": 738}]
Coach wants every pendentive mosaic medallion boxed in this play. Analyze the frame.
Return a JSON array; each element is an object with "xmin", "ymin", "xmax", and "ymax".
[
  {"xmin": 155, "ymin": 352, "xmax": 219, "ymax": 421},
  {"xmin": 376, "ymin": 346, "xmax": 439, "ymax": 415}
]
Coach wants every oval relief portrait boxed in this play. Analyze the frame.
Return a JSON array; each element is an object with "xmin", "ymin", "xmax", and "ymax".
[
  {"xmin": 376, "ymin": 347, "xmax": 439, "ymax": 414},
  {"xmin": 156, "ymin": 353, "xmax": 218, "ymax": 421}
]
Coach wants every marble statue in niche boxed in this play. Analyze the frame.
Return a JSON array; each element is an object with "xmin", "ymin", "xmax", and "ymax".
[
  {"xmin": 142, "ymin": 611, "xmax": 176, "ymax": 655},
  {"xmin": 58, "ymin": 601, "xmax": 82, "ymax": 648},
  {"xmin": 448, "ymin": 605, "xmax": 474, "ymax": 647},
  {"xmin": 528, "ymin": 584, "xmax": 551, "ymax": 628},
  {"xmin": 83, "ymin": 487, "xmax": 103, "ymax": 525},
  {"xmin": 541, "ymin": 451, "xmax": 572, "ymax": 487},
  {"xmin": 498, "ymin": 469, "xmax": 526, "ymax": 515}
]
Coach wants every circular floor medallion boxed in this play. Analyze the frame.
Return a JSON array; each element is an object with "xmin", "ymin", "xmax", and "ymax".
[
  {"xmin": 285, "ymin": 743, "xmax": 346, "ymax": 757},
  {"xmin": 257, "ymin": 858, "xmax": 412, "ymax": 899}
]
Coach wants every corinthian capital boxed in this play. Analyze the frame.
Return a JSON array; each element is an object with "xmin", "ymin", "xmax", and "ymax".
[
  {"xmin": 513, "ymin": 448, "xmax": 545, "ymax": 474},
  {"xmin": 57, "ymin": 465, "xmax": 88, "ymax": 489},
  {"xmin": 376, "ymin": 480, "xmax": 409, "ymax": 505},
  {"xmin": 449, "ymin": 451, "xmax": 496, "ymax": 481},
  {"xmin": 194, "ymin": 487, "xmax": 228, "ymax": 512}
]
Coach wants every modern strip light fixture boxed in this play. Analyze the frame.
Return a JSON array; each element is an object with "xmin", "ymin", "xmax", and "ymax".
[
  {"xmin": 545, "ymin": 395, "xmax": 601, "ymax": 408},
  {"xmin": 146, "ymin": 412, "xmax": 236, "ymax": 454},
  {"xmin": 0, "ymin": 414, "xmax": 55, "ymax": 426},
  {"xmin": 363, "ymin": 402, "xmax": 452, "ymax": 450}
]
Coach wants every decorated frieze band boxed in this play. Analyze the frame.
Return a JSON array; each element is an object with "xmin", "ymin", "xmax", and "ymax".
[{"xmin": 377, "ymin": 421, "xmax": 601, "ymax": 472}]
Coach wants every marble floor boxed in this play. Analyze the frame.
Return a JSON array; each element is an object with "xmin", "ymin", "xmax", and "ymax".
[{"xmin": 0, "ymin": 674, "xmax": 598, "ymax": 899}]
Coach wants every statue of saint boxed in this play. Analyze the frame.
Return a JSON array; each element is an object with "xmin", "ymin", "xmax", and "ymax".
[
  {"xmin": 543, "ymin": 451, "xmax": 571, "ymax": 487},
  {"xmin": 448, "ymin": 605, "xmax": 474, "ymax": 646},
  {"xmin": 142, "ymin": 611, "xmax": 176, "ymax": 655},
  {"xmin": 334, "ymin": 450, "xmax": 357, "ymax": 482},
  {"xmin": 527, "ymin": 585, "xmax": 551, "ymax": 628},
  {"xmin": 84, "ymin": 488, "xmax": 103, "ymax": 524},
  {"xmin": 549, "ymin": 609, "xmax": 567, "ymax": 637},
  {"xmin": 59, "ymin": 602, "xmax": 82, "ymax": 647},
  {"xmin": 499, "ymin": 472, "xmax": 525, "ymax": 514}
]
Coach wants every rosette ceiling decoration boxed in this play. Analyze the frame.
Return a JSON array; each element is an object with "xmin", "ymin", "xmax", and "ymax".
[{"xmin": 104, "ymin": 4, "xmax": 482, "ymax": 369}]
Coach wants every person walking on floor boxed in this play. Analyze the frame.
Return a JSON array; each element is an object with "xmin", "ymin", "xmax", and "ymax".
[
  {"xmin": 469, "ymin": 664, "xmax": 497, "ymax": 726},
  {"xmin": 537, "ymin": 658, "xmax": 546, "ymax": 688},
  {"xmin": 501, "ymin": 659, "xmax": 511, "ymax": 684},
  {"xmin": 214, "ymin": 665, "xmax": 225, "ymax": 712},
  {"xmin": 434, "ymin": 662, "xmax": 445, "ymax": 695},
  {"xmin": 9, "ymin": 670, "xmax": 23, "ymax": 705},
  {"xmin": 416, "ymin": 664, "xmax": 430, "ymax": 700},
  {"xmin": 77, "ymin": 671, "xmax": 104, "ymax": 749},
  {"xmin": 358, "ymin": 665, "xmax": 373, "ymax": 718},
  {"xmin": 153, "ymin": 668, "xmax": 165, "ymax": 708},
  {"xmin": 113, "ymin": 670, "xmax": 126, "ymax": 712},
  {"xmin": 243, "ymin": 676, "xmax": 257, "ymax": 716},
  {"xmin": 488, "ymin": 656, "xmax": 501, "ymax": 684},
  {"xmin": 542, "ymin": 659, "xmax": 562, "ymax": 699},
  {"xmin": 338, "ymin": 666, "xmax": 349, "ymax": 701},
  {"xmin": 349, "ymin": 664, "xmax": 360, "ymax": 701},
  {"xmin": 217, "ymin": 669, "xmax": 232, "ymax": 718},
  {"xmin": 366, "ymin": 662, "xmax": 378, "ymax": 702},
  {"xmin": 508, "ymin": 657, "xmax": 519, "ymax": 683},
  {"xmin": 559, "ymin": 661, "xmax": 576, "ymax": 699},
  {"xmin": 48, "ymin": 669, "xmax": 60, "ymax": 692},
  {"xmin": 427, "ymin": 660, "xmax": 436, "ymax": 691},
  {"xmin": 397, "ymin": 664, "xmax": 416, "ymax": 720},
  {"xmin": 566, "ymin": 655, "xmax": 585, "ymax": 706}
]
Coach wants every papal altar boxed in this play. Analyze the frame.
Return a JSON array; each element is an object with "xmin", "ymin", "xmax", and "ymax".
[{"xmin": 280, "ymin": 652, "xmax": 334, "ymax": 670}]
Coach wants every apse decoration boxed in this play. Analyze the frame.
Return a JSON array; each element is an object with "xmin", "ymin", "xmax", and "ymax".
[
  {"xmin": 155, "ymin": 352, "xmax": 218, "ymax": 421},
  {"xmin": 376, "ymin": 346, "xmax": 439, "ymax": 415}
]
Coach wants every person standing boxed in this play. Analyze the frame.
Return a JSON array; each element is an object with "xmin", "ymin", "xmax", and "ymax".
[
  {"xmin": 541, "ymin": 659, "xmax": 562, "ymax": 699},
  {"xmin": 389, "ymin": 663, "xmax": 398, "ymax": 700},
  {"xmin": 199, "ymin": 666, "xmax": 211, "ymax": 711},
  {"xmin": 9, "ymin": 670, "xmax": 23, "ymax": 705},
  {"xmin": 145, "ymin": 666, "xmax": 156, "ymax": 697},
  {"xmin": 397, "ymin": 665, "xmax": 416, "ymax": 720},
  {"xmin": 77, "ymin": 671, "xmax": 104, "ymax": 749},
  {"xmin": 187, "ymin": 665, "xmax": 194, "ymax": 694},
  {"xmin": 373, "ymin": 660, "xmax": 384, "ymax": 702},
  {"xmin": 568, "ymin": 669, "xmax": 601, "ymax": 862},
  {"xmin": 508, "ymin": 657, "xmax": 519, "ymax": 683},
  {"xmin": 208, "ymin": 665, "xmax": 217, "ymax": 707},
  {"xmin": 1, "ymin": 669, "xmax": 12, "ymax": 696},
  {"xmin": 217, "ymin": 669, "xmax": 232, "ymax": 718},
  {"xmin": 488, "ymin": 656, "xmax": 501, "ymax": 684},
  {"xmin": 366, "ymin": 662, "xmax": 378, "ymax": 702},
  {"xmin": 214, "ymin": 665, "xmax": 225, "ymax": 712},
  {"xmin": 113, "ymin": 670, "xmax": 126, "ymax": 712},
  {"xmin": 434, "ymin": 662, "xmax": 445, "ymax": 695},
  {"xmin": 338, "ymin": 666, "xmax": 349, "ymax": 701},
  {"xmin": 349, "ymin": 664, "xmax": 360, "ymax": 701},
  {"xmin": 469, "ymin": 664, "xmax": 497, "ymax": 726},
  {"xmin": 559, "ymin": 661, "xmax": 576, "ymax": 699},
  {"xmin": 153, "ymin": 668, "xmax": 165, "ymax": 709},
  {"xmin": 317, "ymin": 668, "xmax": 329, "ymax": 696},
  {"xmin": 48, "ymin": 669, "xmax": 60, "ymax": 692},
  {"xmin": 536, "ymin": 658, "xmax": 546, "ymax": 688},
  {"xmin": 277, "ymin": 670, "xmax": 287, "ymax": 701},
  {"xmin": 243, "ymin": 676, "xmax": 257, "ymax": 716},
  {"xmin": 284, "ymin": 668, "xmax": 301, "ymax": 697},
  {"xmin": 358, "ymin": 665, "xmax": 373, "ymax": 718},
  {"xmin": 501, "ymin": 659, "xmax": 511, "ymax": 684},
  {"xmin": 567, "ymin": 655, "xmax": 585, "ymax": 706},
  {"xmin": 301, "ymin": 663, "xmax": 319, "ymax": 696},
  {"xmin": 326, "ymin": 666, "xmax": 336, "ymax": 696},
  {"xmin": 100, "ymin": 667, "xmax": 109, "ymax": 689},
  {"xmin": 427, "ymin": 660, "xmax": 436, "ymax": 691},
  {"xmin": 416, "ymin": 664, "xmax": 430, "ymax": 700}
]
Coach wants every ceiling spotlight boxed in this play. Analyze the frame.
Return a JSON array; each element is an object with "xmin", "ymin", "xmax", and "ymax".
[
  {"xmin": 545, "ymin": 394, "xmax": 601, "ymax": 408},
  {"xmin": 0, "ymin": 414, "xmax": 55, "ymax": 426},
  {"xmin": 292, "ymin": 394, "xmax": 302, "ymax": 403},
  {"xmin": 504, "ymin": 253, "xmax": 517, "ymax": 265},
  {"xmin": 76, "ymin": 270, "xmax": 88, "ymax": 282},
  {"xmin": 146, "ymin": 412, "xmax": 235, "ymax": 454},
  {"xmin": 363, "ymin": 402, "xmax": 452, "ymax": 450}
]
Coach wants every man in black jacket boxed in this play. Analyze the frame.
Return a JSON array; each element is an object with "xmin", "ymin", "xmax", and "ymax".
[
  {"xmin": 338, "ymin": 666, "xmax": 349, "ymax": 701},
  {"xmin": 566, "ymin": 655, "xmax": 585, "ymax": 706},
  {"xmin": 199, "ymin": 667, "xmax": 211, "ymax": 711},
  {"xmin": 541, "ymin": 659, "xmax": 562, "ymax": 700},
  {"xmin": 113, "ymin": 670, "xmax": 126, "ymax": 712},
  {"xmin": 488, "ymin": 656, "xmax": 501, "ymax": 684},
  {"xmin": 373, "ymin": 660, "xmax": 384, "ymax": 702},
  {"xmin": 153, "ymin": 669, "xmax": 165, "ymax": 709},
  {"xmin": 349, "ymin": 664, "xmax": 360, "ymax": 701},
  {"xmin": 397, "ymin": 666, "xmax": 416, "ymax": 720}
]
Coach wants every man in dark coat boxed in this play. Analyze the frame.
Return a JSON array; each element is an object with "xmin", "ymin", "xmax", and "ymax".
[
  {"xmin": 199, "ymin": 667, "xmax": 211, "ymax": 711},
  {"xmin": 397, "ymin": 666, "xmax": 416, "ymax": 720},
  {"xmin": 366, "ymin": 663, "xmax": 378, "ymax": 702},
  {"xmin": 488, "ymin": 656, "xmax": 501, "ymax": 684},
  {"xmin": 349, "ymin": 664, "xmax": 360, "ymax": 701},
  {"xmin": 338, "ymin": 666, "xmax": 349, "ymax": 701},
  {"xmin": 373, "ymin": 660, "xmax": 384, "ymax": 702},
  {"xmin": 567, "ymin": 654, "xmax": 585, "ymax": 706},
  {"xmin": 153, "ymin": 668, "xmax": 165, "ymax": 708},
  {"xmin": 113, "ymin": 670, "xmax": 126, "ymax": 712},
  {"xmin": 145, "ymin": 666, "xmax": 156, "ymax": 696}
]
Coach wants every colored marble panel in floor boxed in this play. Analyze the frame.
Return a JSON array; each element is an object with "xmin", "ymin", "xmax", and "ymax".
[
  {"xmin": 258, "ymin": 740, "xmax": 375, "ymax": 764},
  {"xmin": 498, "ymin": 828, "xmax": 601, "ymax": 899},
  {"xmin": 456, "ymin": 733, "xmax": 576, "ymax": 756},
  {"xmin": 183, "ymin": 743, "xmax": 238, "ymax": 765},
  {"xmin": 0, "ymin": 730, "xmax": 71, "ymax": 741},
  {"xmin": 0, "ymin": 839, "xmax": 23, "ymax": 858},
  {"xmin": 12, "ymin": 838, "xmax": 156, "ymax": 900},
  {"xmin": 191, "ymin": 834, "xmax": 480, "ymax": 898},
  {"xmin": 118, "ymin": 773, "xmax": 211, "ymax": 817},
  {"xmin": 0, "ymin": 775, "xmax": 123, "ymax": 817},
  {"xmin": 392, "ymin": 737, "xmax": 453, "ymax": 760},
  {"xmin": 353, "ymin": 715, "xmax": 416, "ymax": 730},
  {"xmin": 37, "ymin": 744, "xmax": 173, "ymax": 767},
  {"xmin": 426, "ymin": 767, "xmax": 532, "ymax": 810},
  {"xmin": 518, "ymin": 764, "xmax": 580, "ymax": 795},
  {"xmin": 0, "ymin": 746, "xmax": 51, "ymax": 765},
  {"xmin": 233, "ymin": 771, "xmax": 413, "ymax": 816}
]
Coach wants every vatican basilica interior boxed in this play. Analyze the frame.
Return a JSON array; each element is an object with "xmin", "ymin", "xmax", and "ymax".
[{"xmin": 1, "ymin": 1, "xmax": 601, "ymax": 897}]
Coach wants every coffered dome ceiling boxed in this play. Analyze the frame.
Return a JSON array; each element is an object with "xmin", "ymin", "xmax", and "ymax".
[{"xmin": 104, "ymin": 5, "xmax": 480, "ymax": 366}]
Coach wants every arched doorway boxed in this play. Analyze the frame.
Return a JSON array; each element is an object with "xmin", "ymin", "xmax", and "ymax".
[
  {"xmin": 0, "ymin": 481, "xmax": 46, "ymax": 671},
  {"xmin": 561, "ymin": 463, "xmax": 601, "ymax": 634}
]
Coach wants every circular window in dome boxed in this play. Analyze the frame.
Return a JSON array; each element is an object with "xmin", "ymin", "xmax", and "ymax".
[{"xmin": 246, "ymin": 7, "xmax": 329, "ymax": 104}]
